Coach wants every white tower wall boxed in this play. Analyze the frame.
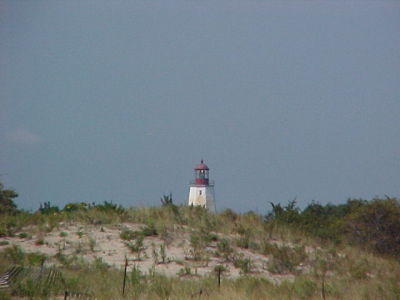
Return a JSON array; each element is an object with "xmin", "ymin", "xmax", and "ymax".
[{"xmin": 188, "ymin": 185, "xmax": 215, "ymax": 212}]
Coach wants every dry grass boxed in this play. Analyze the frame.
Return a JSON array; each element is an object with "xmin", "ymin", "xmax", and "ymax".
[{"xmin": 0, "ymin": 205, "xmax": 399, "ymax": 299}]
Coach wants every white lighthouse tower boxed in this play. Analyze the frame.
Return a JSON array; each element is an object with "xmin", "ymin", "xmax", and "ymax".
[{"xmin": 188, "ymin": 160, "xmax": 216, "ymax": 212}]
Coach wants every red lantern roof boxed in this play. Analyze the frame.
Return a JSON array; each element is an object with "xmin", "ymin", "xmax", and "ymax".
[{"xmin": 194, "ymin": 160, "xmax": 209, "ymax": 170}]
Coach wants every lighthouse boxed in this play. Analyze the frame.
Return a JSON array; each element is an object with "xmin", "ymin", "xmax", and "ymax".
[{"xmin": 188, "ymin": 160, "xmax": 216, "ymax": 212}]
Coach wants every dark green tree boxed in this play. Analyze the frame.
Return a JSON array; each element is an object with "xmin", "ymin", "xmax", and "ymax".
[
  {"xmin": 0, "ymin": 182, "xmax": 19, "ymax": 215},
  {"xmin": 160, "ymin": 193, "xmax": 174, "ymax": 206},
  {"xmin": 39, "ymin": 201, "xmax": 59, "ymax": 214},
  {"xmin": 345, "ymin": 197, "xmax": 400, "ymax": 256},
  {"xmin": 265, "ymin": 199, "xmax": 300, "ymax": 224}
]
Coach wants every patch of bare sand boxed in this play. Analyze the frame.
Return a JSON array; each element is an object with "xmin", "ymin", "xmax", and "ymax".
[{"xmin": 0, "ymin": 223, "xmax": 296, "ymax": 284}]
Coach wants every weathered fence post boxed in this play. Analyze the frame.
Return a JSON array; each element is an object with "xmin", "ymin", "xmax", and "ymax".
[
  {"xmin": 122, "ymin": 256, "xmax": 128, "ymax": 296},
  {"xmin": 217, "ymin": 268, "xmax": 221, "ymax": 288},
  {"xmin": 214, "ymin": 265, "xmax": 224, "ymax": 289},
  {"xmin": 321, "ymin": 272, "xmax": 326, "ymax": 300}
]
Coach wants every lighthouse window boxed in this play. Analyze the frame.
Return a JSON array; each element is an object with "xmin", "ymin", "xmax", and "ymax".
[{"xmin": 199, "ymin": 190, "xmax": 202, "ymax": 195}]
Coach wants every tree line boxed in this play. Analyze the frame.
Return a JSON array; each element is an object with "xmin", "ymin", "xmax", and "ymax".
[{"xmin": 1, "ymin": 182, "xmax": 399, "ymax": 257}]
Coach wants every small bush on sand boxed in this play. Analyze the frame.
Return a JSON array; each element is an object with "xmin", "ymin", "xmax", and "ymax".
[
  {"xmin": 127, "ymin": 235, "xmax": 145, "ymax": 260},
  {"xmin": 266, "ymin": 243, "xmax": 307, "ymax": 274},
  {"xmin": 216, "ymin": 238, "xmax": 234, "ymax": 261},
  {"xmin": 233, "ymin": 254, "xmax": 253, "ymax": 274},
  {"xmin": 120, "ymin": 229, "xmax": 140, "ymax": 241}
]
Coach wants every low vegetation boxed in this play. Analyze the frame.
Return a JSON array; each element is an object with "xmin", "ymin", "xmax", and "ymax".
[{"xmin": 0, "ymin": 182, "xmax": 399, "ymax": 299}]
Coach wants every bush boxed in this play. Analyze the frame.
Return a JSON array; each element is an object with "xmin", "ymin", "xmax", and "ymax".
[
  {"xmin": 217, "ymin": 238, "xmax": 234, "ymax": 261},
  {"xmin": 127, "ymin": 236, "xmax": 144, "ymax": 260},
  {"xmin": 189, "ymin": 232, "xmax": 204, "ymax": 261},
  {"xmin": 233, "ymin": 254, "xmax": 253, "ymax": 274},
  {"xmin": 265, "ymin": 200, "xmax": 300, "ymax": 224},
  {"xmin": 177, "ymin": 266, "xmax": 191, "ymax": 276},
  {"xmin": 235, "ymin": 234, "xmax": 259, "ymax": 250},
  {"xmin": 159, "ymin": 243, "xmax": 167, "ymax": 264},
  {"xmin": 26, "ymin": 252, "xmax": 46, "ymax": 266},
  {"xmin": 39, "ymin": 202, "xmax": 59, "ymax": 215},
  {"xmin": 189, "ymin": 230, "xmax": 215, "ymax": 261},
  {"xmin": 18, "ymin": 232, "xmax": 29, "ymax": 238},
  {"xmin": 92, "ymin": 257, "xmax": 109, "ymax": 271},
  {"xmin": 63, "ymin": 202, "xmax": 88, "ymax": 212},
  {"xmin": 142, "ymin": 223, "xmax": 158, "ymax": 236},
  {"xmin": 0, "ymin": 225, "xmax": 7, "ymax": 237},
  {"xmin": 264, "ymin": 243, "xmax": 306, "ymax": 274},
  {"xmin": 0, "ymin": 183, "xmax": 19, "ymax": 215},
  {"xmin": 0, "ymin": 245, "xmax": 46, "ymax": 266},
  {"xmin": 345, "ymin": 198, "xmax": 400, "ymax": 256},
  {"xmin": 298, "ymin": 199, "xmax": 366, "ymax": 241},
  {"xmin": 220, "ymin": 208, "xmax": 238, "ymax": 222},
  {"xmin": 95, "ymin": 201, "xmax": 125, "ymax": 214},
  {"xmin": 120, "ymin": 229, "xmax": 140, "ymax": 241},
  {"xmin": 1, "ymin": 245, "xmax": 25, "ymax": 265},
  {"xmin": 264, "ymin": 197, "xmax": 400, "ymax": 258}
]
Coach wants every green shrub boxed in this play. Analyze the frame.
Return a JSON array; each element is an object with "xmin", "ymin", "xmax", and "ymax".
[
  {"xmin": 14, "ymin": 278, "xmax": 40, "ymax": 298},
  {"xmin": 55, "ymin": 252, "xmax": 69, "ymax": 266},
  {"xmin": 159, "ymin": 243, "xmax": 167, "ymax": 263},
  {"xmin": 127, "ymin": 236, "xmax": 144, "ymax": 260},
  {"xmin": 26, "ymin": 252, "xmax": 46, "ymax": 266},
  {"xmin": 89, "ymin": 237, "xmax": 96, "ymax": 252},
  {"xmin": 189, "ymin": 231, "xmax": 207, "ymax": 261},
  {"xmin": 0, "ymin": 225, "xmax": 7, "ymax": 237},
  {"xmin": 160, "ymin": 193, "xmax": 174, "ymax": 206},
  {"xmin": 35, "ymin": 238, "xmax": 45, "ymax": 245},
  {"xmin": 233, "ymin": 254, "xmax": 253, "ymax": 274},
  {"xmin": 93, "ymin": 257, "xmax": 109, "ymax": 271},
  {"xmin": 39, "ymin": 201, "xmax": 59, "ymax": 215},
  {"xmin": 214, "ymin": 264, "xmax": 227, "ymax": 285},
  {"xmin": 216, "ymin": 238, "xmax": 234, "ymax": 261},
  {"xmin": 345, "ymin": 198, "xmax": 400, "ymax": 256},
  {"xmin": 236, "ymin": 235, "xmax": 250, "ymax": 249},
  {"xmin": 0, "ymin": 183, "xmax": 19, "ymax": 215},
  {"xmin": 177, "ymin": 266, "xmax": 191, "ymax": 276},
  {"xmin": 220, "ymin": 208, "xmax": 238, "ymax": 222},
  {"xmin": 0, "ymin": 246, "xmax": 46, "ymax": 266},
  {"xmin": 265, "ymin": 244, "xmax": 306, "ymax": 274},
  {"xmin": 0, "ymin": 220, "xmax": 17, "ymax": 237},
  {"xmin": 142, "ymin": 222, "xmax": 158, "ymax": 236},
  {"xmin": 94, "ymin": 201, "xmax": 125, "ymax": 214},
  {"xmin": 63, "ymin": 202, "xmax": 88, "ymax": 212},
  {"xmin": 18, "ymin": 232, "xmax": 28, "ymax": 238},
  {"xmin": 265, "ymin": 200, "xmax": 300, "ymax": 224},
  {"xmin": 120, "ymin": 229, "xmax": 140, "ymax": 240},
  {"xmin": 1, "ymin": 245, "xmax": 25, "ymax": 265}
]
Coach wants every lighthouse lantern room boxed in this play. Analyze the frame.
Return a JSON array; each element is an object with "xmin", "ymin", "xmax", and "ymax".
[{"xmin": 188, "ymin": 160, "xmax": 216, "ymax": 212}]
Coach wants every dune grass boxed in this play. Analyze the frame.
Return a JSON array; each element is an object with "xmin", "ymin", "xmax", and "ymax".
[{"xmin": 0, "ymin": 202, "xmax": 400, "ymax": 299}]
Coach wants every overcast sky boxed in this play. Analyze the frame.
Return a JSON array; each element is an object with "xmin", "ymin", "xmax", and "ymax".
[{"xmin": 0, "ymin": 0, "xmax": 399, "ymax": 212}]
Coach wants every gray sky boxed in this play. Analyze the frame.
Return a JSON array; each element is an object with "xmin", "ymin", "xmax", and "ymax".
[{"xmin": 1, "ymin": 0, "xmax": 399, "ymax": 212}]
